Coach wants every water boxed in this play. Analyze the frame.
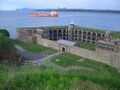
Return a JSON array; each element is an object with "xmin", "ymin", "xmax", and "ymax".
[{"xmin": 0, "ymin": 10, "xmax": 120, "ymax": 38}]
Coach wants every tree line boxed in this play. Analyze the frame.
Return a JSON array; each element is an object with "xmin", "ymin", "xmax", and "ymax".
[{"xmin": 0, "ymin": 29, "xmax": 19, "ymax": 64}]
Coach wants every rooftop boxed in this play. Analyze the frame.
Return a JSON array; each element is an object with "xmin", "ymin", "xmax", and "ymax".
[
  {"xmin": 57, "ymin": 39, "xmax": 76, "ymax": 46},
  {"xmin": 17, "ymin": 25, "xmax": 120, "ymax": 39}
]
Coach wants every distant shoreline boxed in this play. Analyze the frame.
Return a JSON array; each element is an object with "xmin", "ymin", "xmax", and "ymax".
[
  {"xmin": 35, "ymin": 9, "xmax": 120, "ymax": 14},
  {"xmin": 1, "ymin": 9, "xmax": 120, "ymax": 14}
]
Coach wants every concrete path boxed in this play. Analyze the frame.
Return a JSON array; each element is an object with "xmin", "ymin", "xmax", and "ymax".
[
  {"xmin": 15, "ymin": 45, "xmax": 93, "ymax": 72},
  {"xmin": 25, "ymin": 52, "xmax": 63, "ymax": 66},
  {"xmin": 43, "ymin": 52, "xmax": 65, "ymax": 71},
  {"xmin": 15, "ymin": 45, "xmax": 26, "ymax": 52},
  {"xmin": 15, "ymin": 45, "xmax": 55, "ymax": 60}
]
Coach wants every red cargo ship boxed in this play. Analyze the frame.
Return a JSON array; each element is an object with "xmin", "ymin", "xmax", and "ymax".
[{"xmin": 29, "ymin": 10, "xmax": 58, "ymax": 17}]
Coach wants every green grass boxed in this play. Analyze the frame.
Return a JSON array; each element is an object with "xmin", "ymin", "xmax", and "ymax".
[
  {"xmin": 47, "ymin": 25, "xmax": 106, "ymax": 33},
  {"xmin": 48, "ymin": 26, "xmax": 68, "ymax": 30},
  {"xmin": 52, "ymin": 53, "xmax": 112, "ymax": 69},
  {"xmin": 14, "ymin": 40, "xmax": 51, "ymax": 52},
  {"xmin": 74, "ymin": 26, "xmax": 106, "ymax": 33},
  {"xmin": 0, "ymin": 64, "xmax": 119, "ymax": 90},
  {"xmin": 48, "ymin": 26, "xmax": 120, "ymax": 39},
  {"xmin": 52, "ymin": 53, "xmax": 82, "ymax": 67},
  {"xmin": 51, "ymin": 53, "xmax": 120, "ymax": 89},
  {"xmin": 77, "ymin": 41, "xmax": 96, "ymax": 51},
  {"xmin": 112, "ymin": 32, "xmax": 120, "ymax": 39},
  {"xmin": 52, "ymin": 53, "xmax": 117, "ymax": 71}
]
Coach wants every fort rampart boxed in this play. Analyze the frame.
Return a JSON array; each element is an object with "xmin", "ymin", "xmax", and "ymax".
[{"xmin": 16, "ymin": 25, "xmax": 120, "ymax": 70}]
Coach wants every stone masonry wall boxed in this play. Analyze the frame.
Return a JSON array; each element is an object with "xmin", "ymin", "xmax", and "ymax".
[
  {"xmin": 69, "ymin": 46, "xmax": 113, "ymax": 66},
  {"xmin": 112, "ymin": 53, "xmax": 120, "ymax": 70},
  {"xmin": 37, "ymin": 36, "xmax": 59, "ymax": 50},
  {"xmin": 37, "ymin": 38, "xmax": 120, "ymax": 69},
  {"xmin": 16, "ymin": 29, "xmax": 120, "ymax": 70}
]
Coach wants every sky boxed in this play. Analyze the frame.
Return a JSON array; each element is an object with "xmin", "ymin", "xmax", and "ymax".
[{"xmin": 0, "ymin": 0, "xmax": 120, "ymax": 10}]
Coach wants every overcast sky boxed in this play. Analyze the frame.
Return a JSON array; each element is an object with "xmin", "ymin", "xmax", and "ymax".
[{"xmin": 0, "ymin": 0, "xmax": 120, "ymax": 10}]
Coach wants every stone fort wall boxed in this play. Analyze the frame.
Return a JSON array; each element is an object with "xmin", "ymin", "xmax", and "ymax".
[
  {"xmin": 16, "ymin": 27, "xmax": 120, "ymax": 70},
  {"xmin": 37, "ymin": 35, "xmax": 59, "ymax": 50},
  {"xmin": 36, "ymin": 37, "xmax": 120, "ymax": 70}
]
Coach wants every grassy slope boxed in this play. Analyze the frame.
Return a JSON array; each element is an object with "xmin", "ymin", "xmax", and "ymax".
[
  {"xmin": 52, "ymin": 53, "xmax": 82, "ymax": 67},
  {"xmin": 0, "ymin": 64, "xmax": 116, "ymax": 90},
  {"xmin": 112, "ymin": 32, "xmax": 120, "ymax": 39},
  {"xmin": 15, "ymin": 40, "xmax": 50, "ymax": 52},
  {"xmin": 77, "ymin": 41, "xmax": 96, "ymax": 51},
  {"xmin": 52, "ymin": 53, "xmax": 120, "ymax": 90}
]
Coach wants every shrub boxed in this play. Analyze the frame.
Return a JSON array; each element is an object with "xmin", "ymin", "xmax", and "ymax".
[{"xmin": 0, "ymin": 29, "xmax": 10, "ymax": 38}]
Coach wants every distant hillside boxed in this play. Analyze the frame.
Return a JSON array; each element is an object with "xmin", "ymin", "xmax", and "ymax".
[{"xmin": 34, "ymin": 9, "xmax": 120, "ymax": 14}]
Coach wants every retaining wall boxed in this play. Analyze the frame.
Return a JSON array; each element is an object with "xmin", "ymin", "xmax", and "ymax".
[{"xmin": 37, "ymin": 38, "xmax": 120, "ymax": 70}]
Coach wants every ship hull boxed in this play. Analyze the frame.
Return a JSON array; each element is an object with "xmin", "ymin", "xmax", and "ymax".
[{"xmin": 29, "ymin": 13, "xmax": 58, "ymax": 17}]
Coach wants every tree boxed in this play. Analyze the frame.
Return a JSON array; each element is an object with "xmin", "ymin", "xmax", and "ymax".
[
  {"xmin": 0, "ymin": 29, "xmax": 10, "ymax": 38},
  {"xmin": 0, "ymin": 30, "xmax": 18, "ymax": 64},
  {"xmin": 0, "ymin": 34, "xmax": 14, "ymax": 51}
]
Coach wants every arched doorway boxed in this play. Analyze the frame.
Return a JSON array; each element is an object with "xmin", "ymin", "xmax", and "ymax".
[{"xmin": 62, "ymin": 47, "xmax": 66, "ymax": 52}]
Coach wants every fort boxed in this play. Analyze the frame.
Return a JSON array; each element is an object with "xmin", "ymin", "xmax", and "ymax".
[{"xmin": 17, "ymin": 24, "xmax": 120, "ymax": 70}]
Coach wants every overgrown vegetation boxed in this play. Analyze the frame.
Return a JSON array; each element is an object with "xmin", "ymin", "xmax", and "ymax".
[
  {"xmin": 0, "ymin": 64, "xmax": 120, "ymax": 90},
  {"xmin": 15, "ymin": 40, "xmax": 51, "ymax": 52},
  {"xmin": 74, "ymin": 26, "xmax": 106, "ymax": 33},
  {"xmin": 48, "ymin": 25, "xmax": 106, "ymax": 33},
  {"xmin": 0, "ymin": 35, "xmax": 14, "ymax": 51},
  {"xmin": 0, "ymin": 29, "xmax": 18, "ymax": 63},
  {"xmin": 77, "ymin": 41, "xmax": 96, "ymax": 51},
  {"xmin": 0, "ymin": 29, "xmax": 10, "ymax": 37},
  {"xmin": 52, "ymin": 53, "xmax": 110, "ymax": 69},
  {"xmin": 47, "ymin": 26, "xmax": 120, "ymax": 39},
  {"xmin": 48, "ymin": 26, "xmax": 68, "ymax": 30},
  {"xmin": 111, "ymin": 31, "xmax": 120, "ymax": 39},
  {"xmin": 52, "ymin": 53, "xmax": 82, "ymax": 67},
  {"xmin": 52, "ymin": 53, "xmax": 120, "ymax": 89}
]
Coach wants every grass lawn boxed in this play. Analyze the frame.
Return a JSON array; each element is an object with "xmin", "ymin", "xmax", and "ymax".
[{"xmin": 14, "ymin": 40, "xmax": 52, "ymax": 52}]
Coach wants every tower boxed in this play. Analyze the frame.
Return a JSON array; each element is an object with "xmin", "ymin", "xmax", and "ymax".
[
  {"xmin": 105, "ymin": 31, "xmax": 112, "ymax": 41},
  {"xmin": 68, "ymin": 21, "xmax": 74, "ymax": 41}
]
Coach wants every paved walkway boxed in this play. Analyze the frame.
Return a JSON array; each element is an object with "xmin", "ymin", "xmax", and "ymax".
[
  {"xmin": 15, "ymin": 45, "xmax": 55, "ymax": 61},
  {"xmin": 25, "ymin": 52, "xmax": 63, "ymax": 66},
  {"xmin": 15, "ymin": 45, "xmax": 93, "ymax": 72},
  {"xmin": 15, "ymin": 45, "xmax": 26, "ymax": 52}
]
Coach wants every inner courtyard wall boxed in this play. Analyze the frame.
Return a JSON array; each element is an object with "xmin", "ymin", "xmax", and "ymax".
[
  {"xmin": 36, "ymin": 37, "xmax": 118, "ymax": 69},
  {"xmin": 16, "ymin": 27, "xmax": 120, "ymax": 70}
]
